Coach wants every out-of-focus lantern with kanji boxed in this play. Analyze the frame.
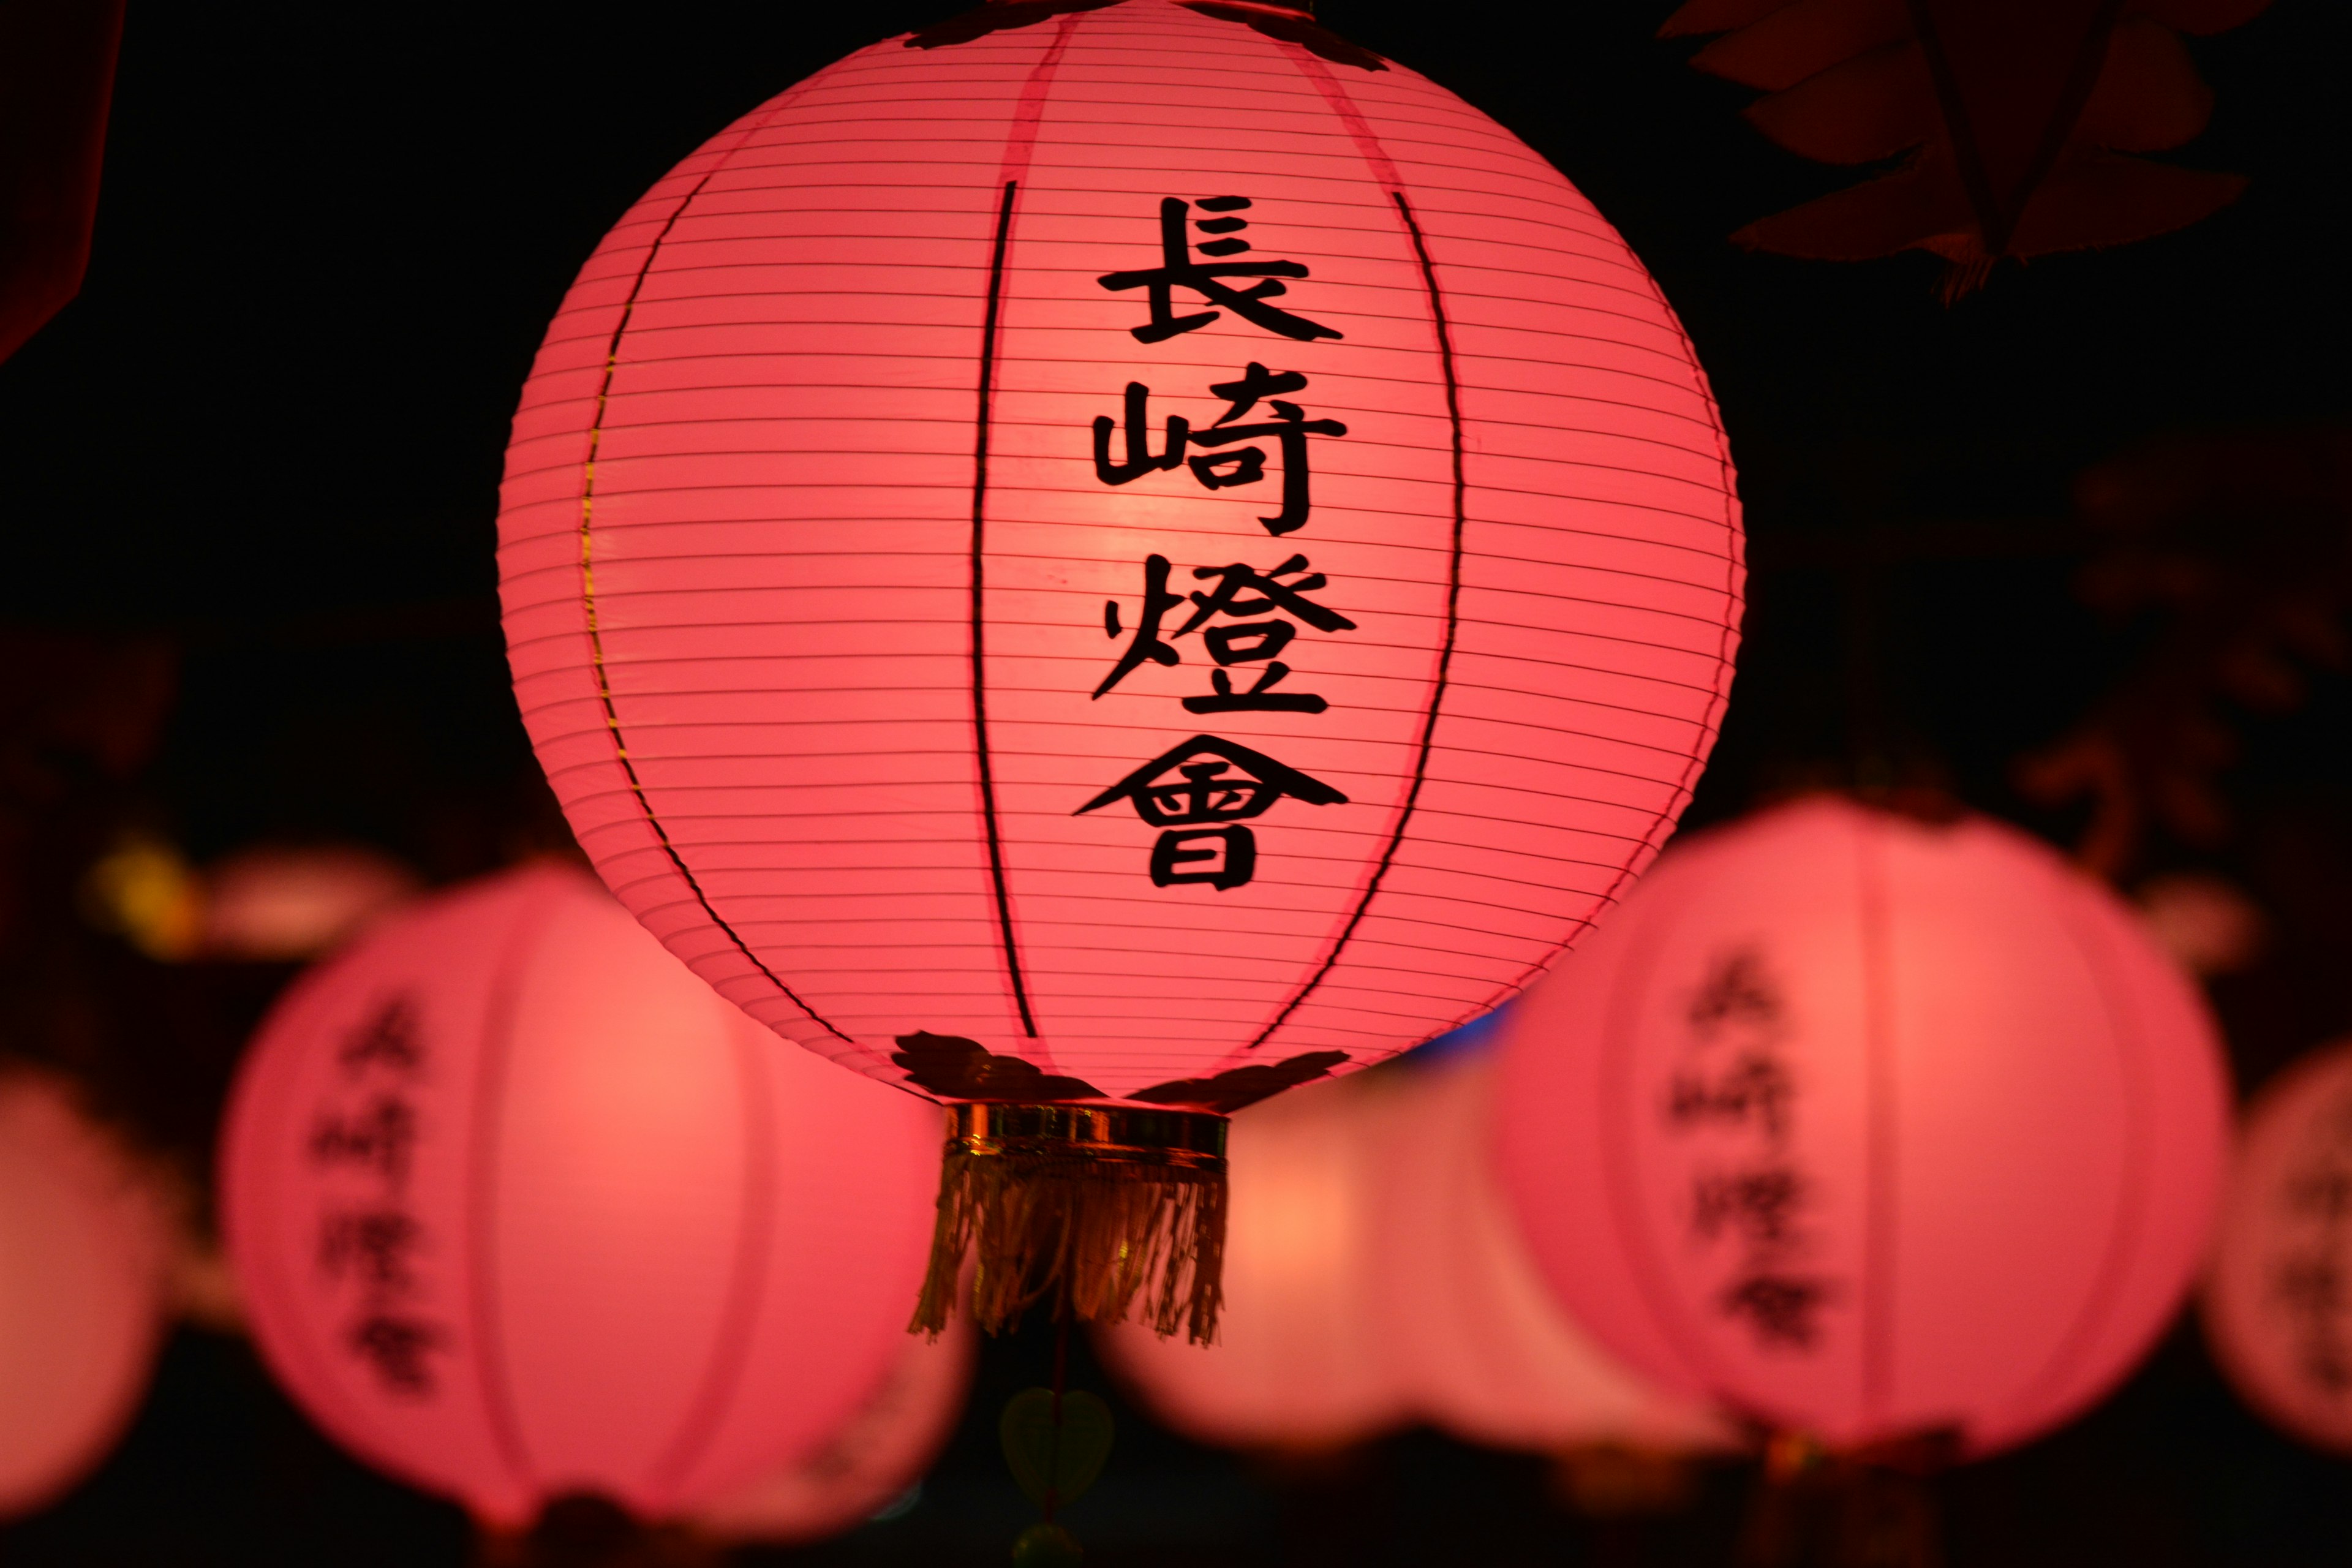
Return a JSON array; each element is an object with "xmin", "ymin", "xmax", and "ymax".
[
  {"xmin": 1497, "ymin": 797, "xmax": 2228, "ymax": 1458},
  {"xmin": 497, "ymin": 0, "xmax": 1743, "ymax": 1337},
  {"xmin": 2204, "ymin": 1038, "xmax": 2352, "ymax": 1455},
  {"xmin": 219, "ymin": 866, "xmax": 938, "ymax": 1526}
]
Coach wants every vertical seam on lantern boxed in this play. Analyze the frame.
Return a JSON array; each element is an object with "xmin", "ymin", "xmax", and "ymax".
[
  {"xmin": 573, "ymin": 149, "xmax": 854, "ymax": 1047},
  {"xmin": 1858, "ymin": 816, "xmax": 1898, "ymax": 1429},
  {"xmin": 646, "ymin": 1013, "xmax": 782, "ymax": 1498},
  {"xmin": 1986, "ymin": 874, "xmax": 2157, "ymax": 1441},
  {"xmin": 970, "ymin": 178, "xmax": 1040, "ymax": 1041},
  {"xmin": 464, "ymin": 883, "xmax": 561, "ymax": 1501},
  {"xmin": 1238, "ymin": 184, "xmax": 1465, "ymax": 1055},
  {"xmin": 967, "ymin": 13, "xmax": 1082, "ymax": 1043}
]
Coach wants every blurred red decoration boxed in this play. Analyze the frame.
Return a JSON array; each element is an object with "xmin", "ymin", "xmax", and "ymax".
[
  {"xmin": 1662, "ymin": 0, "xmax": 2267, "ymax": 293},
  {"xmin": 2203, "ymin": 1037, "xmax": 2352, "ymax": 1454},
  {"xmin": 1496, "ymin": 796, "xmax": 2228, "ymax": 1457},
  {"xmin": 1373, "ymin": 1049, "xmax": 1731, "ymax": 1455},
  {"xmin": 496, "ymin": 0, "xmax": 1742, "ymax": 1338},
  {"xmin": 198, "ymin": 842, "xmax": 424, "ymax": 962},
  {"xmin": 0, "ymin": 0, "xmax": 123, "ymax": 362},
  {"xmin": 218, "ymin": 865, "xmax": 938, "ymax": 1526},
  {"xmin": 693, "ymin": 1319, "xmax": 973, "ymax": 1545},
  {"xmin": 0, "ymin": 1070, "xmax": 169, "ymax": 1517},
  {"xmin": 1097, "ymin": 1073, "xmax": 1406, "ymax": 1450}
]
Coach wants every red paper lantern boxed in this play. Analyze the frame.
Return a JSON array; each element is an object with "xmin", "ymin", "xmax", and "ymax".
[
  {"xmin": 2203, "ymin": 1038, "xmax": 2352, "ymax": 1454},
  {"xmin": 693, "ymin": 1320, "xmax": 973, "ymax": 1544},
  {"xmin": 1373, "ymin": 1049, "xmax": 1729, "ymax": 1454},
  {"xmin": 1496, "ymin": 797, "xmax": 2228, "ymax": 1456},
  {"xmin": 1097, "ymin": 1072, "xmax": 1406, "ymax": 1449},
  {"xmin": 0, "ymin": 1072, "xmax": 169, "ymax": 1517},
  {"xmin": 218, "ymin": 865, "xmax": 938, "ymax": 1525},
  {"xmin": 497, "ymin": 0, "xmax": 1742, "ymax": 1336}
]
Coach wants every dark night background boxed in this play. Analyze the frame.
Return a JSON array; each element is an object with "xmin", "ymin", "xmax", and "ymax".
[{"xmin": 4, "ymin": 1, "xmax": 2351, "ymax": 1562}]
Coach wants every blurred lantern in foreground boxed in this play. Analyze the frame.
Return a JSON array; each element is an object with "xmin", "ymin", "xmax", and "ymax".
[
  {"xmin": 1099, "ymin": 1072, "xmax": 1405, "ymax": 1450},
  {"xmin": 2203, "ymin": 1038, "xmax": 2352, "ymax": 1453},
  {"xmin": 219, "ymin": 866, "xmax": 938, "ymax": 1525},
  {"xmin": 0, "ymin": 1071, "xmax": 170, "ymax": 1516},
  {"xmin": 694, "ymin": 1321, "xmax": 974, "ymax": 1545},
  {"xmin": 497, "ymin": 0, "xmax": 1743, "ymax": 1337},
  {"xmin": 1498, "ymin": 797, "xmax": 2228, "ymax": 1458},
  {"xmin": 1374, "ymin": 1049, "xmax": 1730, "ymax": 1457},
  {"xmin": 200, "ymin": 842, "xmax": 423, "ymax": 962}
]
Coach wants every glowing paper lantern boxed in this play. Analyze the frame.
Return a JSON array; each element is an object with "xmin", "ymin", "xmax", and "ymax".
[
  {"xmin": 1496, "ymin": 797, "xmax": 2228, "ymax": 1457},
  {"xmin": 1372, "ymin": 1049, "xmax": 1730, "ymax": 1455},
  {"xmin": 1097, "ymin": 1071, "xmax": 1406, "ymax": 1448},
  {"xmin": 693, "ymin": 1321, "xmax": 973, "ymax": 1544},
  {"xmin": 497, "ymin": 0, "xmax": 1743, "ymax": 1337},
  {"xmin": 0, "ymin": 1072, "xmax": 170, "ymax": 1517},
  {"xmin": 2203, "ymin": 1038, "xmax": 2352, "ymax": 1453},
  {"xmin": 218, "ymin": 865, "xmax": 938, "ymax": 1525}
]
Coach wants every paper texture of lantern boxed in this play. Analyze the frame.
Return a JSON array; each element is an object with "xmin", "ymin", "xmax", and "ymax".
[
  {"xmin": 1097, "ymin": 1071, "xmax": 1406, "ymax": 1449},
  {"xmin": 0, "ymin": 1071, "xmax": 170, "ymax": 1517},
  {"xmin": 1372, "ymin": 1049, "xmax": 1732, "ymax": 1455},
  {"xmin": 693, "ymin": 1319, "xmax": 974, "ymax": 1544},
  {"xmin": 2203, "ymin": 1037, "xmax": 2352, "ymax": 1454},
  {"xmin": 1496, "ymin": 796, "xmax": 2229, "ymax": 1458},
  {"xmin": 217, "ymin": 865, "xmax": 938, "ymax": 1526},
  {"xmin": 497, "ymin": 0, "xmax": 1743, "ymax": 1338}
]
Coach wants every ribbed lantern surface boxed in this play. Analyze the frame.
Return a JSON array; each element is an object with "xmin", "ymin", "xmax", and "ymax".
[{"xmin": 497, "ymin": 0, "xmax": 1742, "ymax": 1107}]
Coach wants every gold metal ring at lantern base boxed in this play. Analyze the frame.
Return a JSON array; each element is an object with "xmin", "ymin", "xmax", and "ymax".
[{"xmin": 944, "ymin": 1102, "xmax": 1228, "ymax": 1172}]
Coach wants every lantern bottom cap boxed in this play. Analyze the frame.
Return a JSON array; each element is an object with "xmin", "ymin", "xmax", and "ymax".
[{"xmin": 911, "ymin": 1101, "xmax": 1229, "ymax": 1344}]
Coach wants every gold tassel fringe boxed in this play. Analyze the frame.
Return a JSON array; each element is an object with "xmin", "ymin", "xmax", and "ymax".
[{"xmin": 910, "ymin": 1102, "xmax": 1228, "ymax": 1344}]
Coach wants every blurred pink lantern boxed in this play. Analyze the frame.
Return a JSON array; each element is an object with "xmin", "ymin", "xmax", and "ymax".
[
  {"xmin": 1373, "ymin": 1048, "xmax": 1730, "ymax": 1455},
  {"xmin": 694, "ymin": 1319, "xmax": 973, "ymax": 1544},
  {"xmin": 495, "ymin": 0, "xmax": 1743, "ymax": 1335},
  {"xmin": 219, "ymin": 865, "xmax": 938, "ymax": 1525},
  {"xmin": 0, "ymin": 1072, "xmax": 170, "ymax": 1517},
  {"xmin": 200, "ymin": 842, "xmax": 423, "ymax": 962},
  {"xmin": 1098, "ymin": 1072, "xmax": 1406, "ymax": 1449},
  {"xmin": 1497, "ymin": 797, "xmax": 2230, "ymax": 1457},
  {"xmin": 2203, "ymin": 1038, "xmax": 2352, "ymax": 1453}
]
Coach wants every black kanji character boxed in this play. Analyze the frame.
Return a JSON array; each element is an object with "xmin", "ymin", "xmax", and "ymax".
[
  {"xmin": 318, "ymin": 1207, "xmax": 423, "ymax": 1291},
  {"xmin": 1095, "ymin": 554, "xmax": 1188, "ymax": 699},
  {"xmin": 1691, "ymin": 1164, "xmax": 1806, "ymax": 1248},
  {"xmin": 1098, "ymin": 197, "xmax": 1341, "ymax": 344},
  {"xmin": 1075, "ymin": 736, "xmax": 1348, "ymax": 893},
  {"xmin": 309, "ymin": 1095, "xmax": 420, "ymax": 1185},
  {"xmin": 2289, "ymin": 1166, "xmax": 2352, "ymax": 1221},
  {"xmin": 1719, "ymin": 1271, "xmax": 1833, "ymax": 1350},
  {"xmin": 1076, "ymin": 736, "xmax": 1348, "ymax": 826},
  {"xmin": 2277, "ymin": 1253, "xmax": 2346, "ymax": 1316},
  {"xmin": 1148, "ymin": 827, "xmax": 1258, "ymax": 891},
  {"xmin": 1687, "ymin": 948, "xmax": 1784, "ymax": 1039},
  {"xmin": 1093, "ymin": 382, "xmax": 1191, "ymax": 485},
  {"xmin": 1184, "ymin": 363, "xmax": 1348, "ymax": 536},
  {"xmin": 1096, "ymin": 553, "xmax": 1358, "ymax": 712},
  {"xmin": 348, "ymin": 1311, "xmax": 445, "ymax": 1395},
  {"xmin": 1667, "ymin": 1052, "xmax": 1796, "ymax": 1140},
  {"xmin": 341, "ymin": 994, "xmax": 422, "ymax": 1077}
]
